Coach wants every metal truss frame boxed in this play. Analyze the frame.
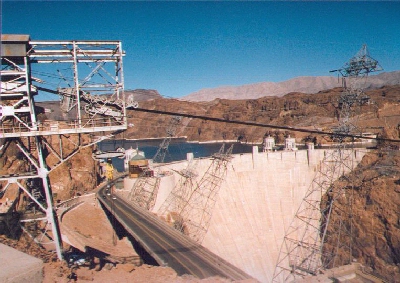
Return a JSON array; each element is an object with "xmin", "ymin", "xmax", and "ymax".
[
  {"xmin": 158, "ymin": 144, "xmax": 233, "ymax": 243},
  {"xmin": 128, "ymin": 175, "xmax": 161, "ymax": 211},
  {"xmin": 272, "ymin": 147, "xmax": 357, "ymax": 282},
  {"xmin": 157, "ymin": 158, "xmax": 199, "ymax": 231},
  {"xmin": 128, "ymin": 115, "xmax": 182, "ymax": 210},
  {"xmin": 273, "ymin": 44, "xmax": 382, "ymax": 282},
  {"xmin": 152, "ymin": 116, "xmax": 182, "ymax": 164},
  {"xmin": 1, "ymin": 40, "xmax": 137, "ymax": 138},
  {"xmin": 1, "ymin": 36, "xmax": 132, "ymax": 260}
]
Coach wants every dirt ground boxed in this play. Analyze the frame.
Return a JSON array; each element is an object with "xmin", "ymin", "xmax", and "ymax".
[
  {"xmin": 1, "ymin": 234, "xmax": 254, "ymax": 283},
  {"xmin": 42, "ymin": 260, "xmax": 251, "ymax": 283},
  {"xmin": 60, "ymin": 200, "xmax": 142, "ymax": 264}
]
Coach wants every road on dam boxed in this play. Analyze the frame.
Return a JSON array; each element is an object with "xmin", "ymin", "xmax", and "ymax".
[{"xmin": 97, "ymin": 181, "xmax": 254, "ymax": 281}]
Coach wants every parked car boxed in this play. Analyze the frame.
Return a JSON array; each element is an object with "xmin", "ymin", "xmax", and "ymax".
[{"xmin": 66, "ymin": 253, "xmax": 87, "ymax": 267}]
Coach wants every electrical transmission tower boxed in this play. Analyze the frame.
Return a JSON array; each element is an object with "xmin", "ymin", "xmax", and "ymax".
[
  {"xmin": 158, "ymin": 144, "xmax": 233, "ymax": 243},
  {"xmin": 128, "ymin": 115, "xmax": 182, "ymax": 210},
  {"xmin": 128, "ymin": 172, "xmax": 160, "ymax": 211},
  {"xmin": 0, "ymin": 35, "xmax": 135, "ymax": 260},
  {"xmin": 157, "ymin": 157, "xmax": 199, "ymax": 231},
  {"xmin": 272, "ymin": 44, "xmax": 382, "ymax": 282},
  {"xmin": 153, "ymin": 115, "xmax": 182, "ymax": 164}
]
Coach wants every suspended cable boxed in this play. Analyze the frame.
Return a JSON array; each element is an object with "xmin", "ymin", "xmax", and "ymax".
[{"xmin": 130, "ymin": 107, "xmax": 400, "ymax": 144}]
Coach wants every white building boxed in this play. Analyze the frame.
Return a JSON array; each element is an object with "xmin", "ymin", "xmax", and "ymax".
[
  {"xmin": 285, "ymin": 135, "xmax": 297, "ymax": 151},
  {"xmin": 263, "ymin": 136, "xmax": 275, "ymax": 152},
  {"xmin": 124, "ymin": 147, "xmax": 145, "ymax": 171}
]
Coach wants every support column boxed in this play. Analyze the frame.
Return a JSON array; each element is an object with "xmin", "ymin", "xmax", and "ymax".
[{"xmin": 36, "ymin": 136, "xmax": 63, "ymax": 260}]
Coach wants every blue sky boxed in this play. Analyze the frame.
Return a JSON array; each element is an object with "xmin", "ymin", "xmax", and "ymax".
[{"xmin": 2, "ymin": 1, "xmax": 400, "ymax": 99}]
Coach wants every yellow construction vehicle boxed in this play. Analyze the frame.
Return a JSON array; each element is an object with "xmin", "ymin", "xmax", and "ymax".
[{"xmin": 105, "ymin": 159, "xmax": 114, "ymax": 180}]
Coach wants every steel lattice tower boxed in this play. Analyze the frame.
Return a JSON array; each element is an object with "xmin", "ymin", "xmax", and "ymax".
[
  {"xmin": 157, "ymin": 157, "xmax": 199, "ymax": 232},
  {"xmin": 153, "ymin": 115, "xmax": 182, "ymax": 164},
  {"xmin": 158, "ymin": 144, "xmax": 233, "ymax": 243},
  {"xmin": 272, "ymin": 45, "xmax": 382, "ymax": 282},
  {"xmin": 128, "ymin": 115, "xmax": 182, "ymax": 210},
  {"xmin": 128, "ymin": 174, "xmax": 161, "ymax": 210},
  {"xmin": 0, "ymin": 35, "xmax": 135, "ymax": 260}
]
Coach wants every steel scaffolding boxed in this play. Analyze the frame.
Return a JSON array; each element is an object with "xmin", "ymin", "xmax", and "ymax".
[{"xmin": 0, "ymin": 34, "xmax": 135, "ymax": 260}]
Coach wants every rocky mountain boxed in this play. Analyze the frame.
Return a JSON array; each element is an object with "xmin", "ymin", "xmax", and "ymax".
[
  {"xmin": 183, "ymin": 71, "xmax": 400, "ymax": 101},
  {"xmin": 124, "ymin": 84, "xmax": 400, "ymax": 144},
  {"xmin": 125, "ymin": 89, "xmax": 162, "ymax": 101}
]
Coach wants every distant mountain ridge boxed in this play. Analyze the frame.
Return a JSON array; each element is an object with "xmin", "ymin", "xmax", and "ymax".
[
  {"xmin": 125, "ymin": 89, "xmax": 162, "ymax": 101},
  {"xmin": 183, "ymin": 71, "xmax": 400, "ymax": 101}
]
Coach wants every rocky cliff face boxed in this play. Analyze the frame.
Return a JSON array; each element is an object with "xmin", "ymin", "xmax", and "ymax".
[
  {"xmin": 42, "ymin": 133, "xmax": 100, "ymax": 201},
  {"xmin": 0, "ymin": 134, "xmax": 99, "ymax": 204},
  {"xmin": 322, "ymin": 150, "xmax": 400, "ymax": 281},
  {"xmin": 47, "ymin": 146, "xmax": 99, "ymax": 201},
  {"xmin": 124, "ymin": 85, "xmax": 400, "ymax": 144}
]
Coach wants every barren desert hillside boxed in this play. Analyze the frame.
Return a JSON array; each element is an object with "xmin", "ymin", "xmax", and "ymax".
[
  {"xmin": 183, "ymin": 71, "xmax": 400, "ymax": 101},
  {"xmin": 123, "ymin": 84, "xmax": 400, "ymax": 144}
]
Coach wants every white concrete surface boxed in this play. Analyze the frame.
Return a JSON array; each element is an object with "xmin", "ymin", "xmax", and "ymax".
[
  {"xmin": 154, "ymin": 148, "xmax": 367, "ymax": 282},
  {"xmin": 0, "ymin": 243, "xmax": 43, "ymax": 283}
]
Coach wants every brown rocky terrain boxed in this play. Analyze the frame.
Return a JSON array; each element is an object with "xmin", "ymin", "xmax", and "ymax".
[
  {"xmin": 0, "ymin": 134, "xmax": 100, "ymax": 203},
  {"xmin": 125, "ymin": 89, "xmax": 163, "ymax": 101},
  {"xmin": 321, "ymin": 149, "xmax": 400, "ymax": 282},
  {"xmin": 46, "ymin": 136, "xmax": 100, "ymax": 201},
  {"xmin": 123, "ymin": 84, "xmax": 400, "ymax": 145}
]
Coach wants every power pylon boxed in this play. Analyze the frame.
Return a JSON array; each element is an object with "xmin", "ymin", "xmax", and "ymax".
[
  {"xmin": 272, "ymin": 44, "xmax": 382, "ymax": 282},
  {"xmin": 128, "ymin": 115, "xmax": 182, "ymax": 210},
  {"xmin": 158, "ymin": 144, "xmax": 233, "ymax": 243},
  {"xmin": 0, "ymin": 35, "xmax": 134, "ymax": 260},
  {"xmin": 153, "ymin": 115, "xmax": 182, "ymax": 164},
  {"xmin": 128, "ymin": 173, "xmax": 160, "ymax": 211},
  {"xmin": 157, "ymin": 157, "xmax": 199, "ymax": 232}
]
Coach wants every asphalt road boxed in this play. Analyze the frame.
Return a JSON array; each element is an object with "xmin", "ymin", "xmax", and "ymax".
[{"xmin": 97, "ymin": 182, "xmax": 254, "ymax": 281}]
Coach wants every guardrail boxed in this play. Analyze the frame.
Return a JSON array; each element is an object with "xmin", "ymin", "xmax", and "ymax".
[
  {"xmin": 57, "ymin": 193, "xmax": 96, "ymax": 221},
  {"xmin": 0, "ymin": 118, "xmax": 126, "ymax": 135}
]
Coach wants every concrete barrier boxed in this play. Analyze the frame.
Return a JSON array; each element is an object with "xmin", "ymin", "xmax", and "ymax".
[{"xmin": 0, "ymin": 243, "xmax": 43, "ymax": 283}]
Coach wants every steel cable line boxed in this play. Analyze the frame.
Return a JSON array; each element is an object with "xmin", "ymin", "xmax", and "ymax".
[{"xmin": 129, "ymin": 107, "xmax": 400, "ymax": 144}]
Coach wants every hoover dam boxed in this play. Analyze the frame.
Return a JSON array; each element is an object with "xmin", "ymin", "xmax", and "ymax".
[
  {"xmin": 122, "ymin": 146, "xmax": 367, "ymax": 282},
  {"xmin": 1, "ymin": 29, "xmax": 397, "ymax": 283}
]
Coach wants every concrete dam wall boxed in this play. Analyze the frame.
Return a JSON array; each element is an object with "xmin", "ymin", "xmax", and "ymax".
[{"xmin": 149, "ymin": 148, "xmax": 366, "ymax": 282}]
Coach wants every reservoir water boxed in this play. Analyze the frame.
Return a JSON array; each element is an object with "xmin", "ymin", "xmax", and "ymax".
[{"xmin": 98, "ymin": 138, "xmax": 257, "ymax": 172}]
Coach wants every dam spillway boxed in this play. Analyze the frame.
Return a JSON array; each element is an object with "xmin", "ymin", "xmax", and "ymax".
[{"xmin": 124, "ymin": 148, "xmax": 367, "ymax": 282}]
